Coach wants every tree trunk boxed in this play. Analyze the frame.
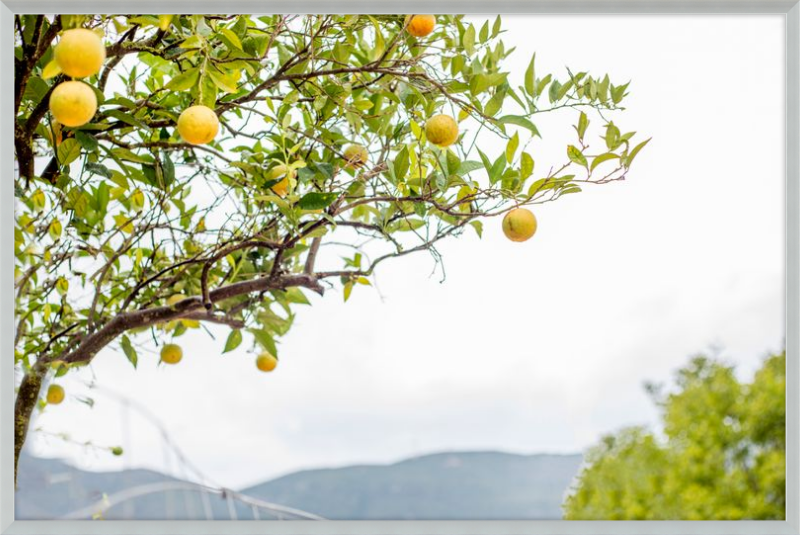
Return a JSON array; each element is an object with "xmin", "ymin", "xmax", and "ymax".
[{"xmin": 14, "ymin": 361, "xmax": 46, "ymax": 487}]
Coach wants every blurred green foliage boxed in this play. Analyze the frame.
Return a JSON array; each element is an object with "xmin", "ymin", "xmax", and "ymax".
[{"xmin": 564, "ymin": 350, "xmax": 786, "ymax": 520}]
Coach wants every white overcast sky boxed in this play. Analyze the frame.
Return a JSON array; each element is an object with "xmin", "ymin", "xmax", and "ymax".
[{"xmin": 25, "ymin": 14, "xmax": 785, "ymax": 490}]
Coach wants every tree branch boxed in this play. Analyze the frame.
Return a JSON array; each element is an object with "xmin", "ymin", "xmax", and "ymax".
[{"xmin": 60, "ymin": 273, "xmax": 323, "ymax": 365}]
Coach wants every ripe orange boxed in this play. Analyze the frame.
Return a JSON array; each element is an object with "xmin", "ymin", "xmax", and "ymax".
[
  {"xmin": 406, "ymin": 15, "xmax": 435, "ymax": 37},
  {"xmin": 256, "ymin": 352, "xmax": 278, "ymax": 372},
  {"xmin": 177, "ymin": 105, "xmax": 219, "ymax": 145},
  {"xmin": 425, "ymin": 114, "xmax": 459, "ymax": 147},
  {"xmin": 49, "ymin": 81, "xmax": 97, "ymax": 127},
  {"xmin": 502, "ymin": 208, "xmax": 538, "ymax": 242},
  {"xmin": 160, "ymin": 343, "xmax": 183, "ymax": 365},
  {"xmin": 54, "ymin": 28, "xmax": 106, "ymax": 78}
]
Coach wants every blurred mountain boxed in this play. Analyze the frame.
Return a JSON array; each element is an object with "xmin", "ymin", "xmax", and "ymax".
[
  {"xmin": 16, "ymin": 450, "xmax": 582, "ymax": 520},
  {"xmin": 243, "ymin": 451, "xmax": 583, "ymax": 519},
  {"xmin": 14, "ymin": 452, "xmax": 258, "ymax": 520}
]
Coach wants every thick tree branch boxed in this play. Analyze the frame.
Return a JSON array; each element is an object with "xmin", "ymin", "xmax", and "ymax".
[
  {"xmin": 60, "ymin": 273, "xmax": 323, "ymax": 365},
  {"xmin": 14, "ymin": 360, "xmax": 47, "ymax": 487}
]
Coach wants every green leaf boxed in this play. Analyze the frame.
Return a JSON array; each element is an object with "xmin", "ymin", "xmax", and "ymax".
[
  {"xmin": 611, "ymin": 81, "xmax": 630, "ymax": 104},
  {"xmin": 166, "ymin": 67, "xmax": 200, "ymax": 91},
  {"xmin": 598, "ymin": 74, "xmax": 610, "ymax": 103},
  {"xmin": 368, "ymin": 16, "xmax": 385, "ymax": 61},
  {"xmin": 590, "ymin": 152, "xmax": 620, "ymax": 172},
  {"xmin": 121, "ymin": 335, "xmax": 138, "ymax": 369},
  {"xmin": 470, "ymin": 73, "xmax": 507, "ymax": 95},
  {"xmin": 524, "ymin": 53, "xmax": 535, "ymax": 96},
  {"xmin": 548, "ymin": 80, "xmax": 562, "ymax": 103},
  {"xmin": 249, "ymin": 328, "xmax": 277, "ymax": 355},
  {"xmin": 470, "ymin": 220, "xmax": 483, "ymax": 238},
  {"xmin": 625, "ymin": 138, "xmax": 651, "ymax": 168},
  {"xmin": 506, "ymin": 131, "xmax": 519, "ymax": 163},
  {"xmin": 605, "ymin": 123, "xmax": 621, "ymax": 150},
  {"xmin": 161, "ymin": 153, "xmax": 175, "ymax": 187},
  {"xmin": 489, "ymin": 153, "xmax": 506, "ymax": 184},
  {"xmin": 219, "ymin": 27, "xmax": 243, "ymax": 50},
  {"xmin": 298, "ymin": 192, "xmax": 339, "ymax": 210},
  {"xmin": 567, "ymin": 145, "xmax": 588, "ymax": 167},
  {"xmin": 387, "ymin": 218, "xmax": 425, "ymax": 232},
  {"xmin": 479, "ymin": 20, "xmax": 489, "ymax": 43},
  {"xmin": 343, "ymin": 281, "xmax": 354, "ymax": 302},
  {"xmin": 284, "ymin": 287, "xmax": 310, "ymax": 305},
  {"xmin": 223, "ymin": 329, "xmax": 242, "ymax": 353},
  {"xmin": 104, "ymin": 109, "xmax": 148, "ymax": 129},
  {"xmin": 462, "ymin": 25, "xmax": 475, "ymax": 55},
  {"xmin": 520, "ymin": 152, "xmax": 534, "ymax": 179},
  {"xmin": 158, "ymin": 14, "xmax": 174, "ymax": 31},
  {"xmin": 110, "ymin": 147, "xmax": 151, "ymax": 164},
  {"xmin": 492, "ymin": 15, "xmax": 502, "ymax": 38},
  {"xmin": 457, "ymin": 160, "xmax": 483, "ymax": 175},
  {"xmin": 393, "ymin": 145, "xmax": 409, "ymax": 181},
  {"xmin": 75, "ymin": 131, "xmax": 98, "ymax": 152},
  {"xmin": 499, "ymin": 115, "xmax": 540, "ymax": 137},
  {"xmin": 56, "ymin": 138, "xmax": 81, "ymax": 165},
  {"xmin": 41, "ymin": 59, "xmax": 61, "ymax": 79},
  {"xmin": 484, "ymin": 88, "xmax": 506, "ymax": 117},
  {"xmin": 208, "ymin": 69, "xmax": 238, "ymax": 93},
  {"xmin": 577, "ymin": 112, "xmax": 589, "ymax": 141},
  {"xmin": 560, "ymin": 186, "xmax": 582, "ymax": 195},
  {"xmin": 85, "ymin": 162, "xmax": 112, "ymax": 178},
  {"xmin": 48, "ymin": 219, "xmax": 62, "ymax": 241}
]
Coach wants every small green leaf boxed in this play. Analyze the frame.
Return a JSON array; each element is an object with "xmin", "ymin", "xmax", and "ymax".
[
  {"xmin": 75, "ymin": 131, "xmax": 98, "ymax": 152},
  {"xmin": 56, "ymin": 139, "xmax": 81, "ymax": 166},
  {"xmin": 567, "ymin": 145, "xmax": 588, "ymax": 167},
  {"xmin": 524, "ymin": 53, "xmax": 535, "ymax": 96},
  {"xmin": 393, "ymin": 146, "xmax": 409, "ymax": 181},
  {"xmin": 506, "ymin": 132, "xmax": 519, "ymax": 163},
  {"xmin": 605, "ymin": 123, "xmax": 621, "ymax": 150},
  {"xmin": 298, "ymin": 192, "xmax": 339, "ymax": 210},
  {"xmin": 577, "ymin": 112, "xmax": 589, "ymax": 141},
  {"xmin": 207, "ymin": 69, "xmax": 238, "ymax": 93},
  {"xmin": 48, "ymin": 219, "xmax": 62, "ymax": 241},
  {"xmin": 590, "ymin": 152, "xmax": 620, "ymax": 172},
  {"xmin": 42, "ymin": 59, "xmax": 61, "ymax": 79},
  {"xmin": 499, "ymin": 115, "xmax": 540, "ymax": 137},
  {"xmin": 625, "ymin": 138, "xmax": 651, "ymax": 168},
  {"xmin": 166, "ymin": 67, "xmax": 200, "ymax": 91},
  {"xmin": 462, "ymin": 25, "xmax": 475, "ymax": 55},
  {"xmin": 223, "ymin": 329, "xmax": 242, "ymax": 353},
  {"xmin": 520, "ymin": 152, "xmax": 534, "ymax": 179},
  {"xmin": 121, "ymin": 335, "xmax": 137, "ymax": 368},
  {"xmin": 158, "ymin": 15, "xmax": 174, "ymax": 31},
  {"xmin": 457, "ymin": 161, "xmax": 483, "ymax": 175},
  {"xmin": 343, "ymin": 281, "xmax": 354, "ymax": 302},
  {"xmin": 470, "ymin": 220, "xmax": 483, "ymax": 238},
  {"xmin": 219, "ymin": 27, "xmax": 242, "ymax": 50}
]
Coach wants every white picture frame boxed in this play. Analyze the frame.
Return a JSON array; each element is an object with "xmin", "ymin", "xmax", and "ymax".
[{"xmin": 3, "ymin": 1, "xmax": 798, "ymax": 534}]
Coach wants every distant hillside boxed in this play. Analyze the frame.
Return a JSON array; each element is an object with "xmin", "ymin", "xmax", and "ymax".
[
  {"xmin": 15, "ymin": 453, "xmax": 255, "ymax": 520},
  {"xmin": 244, "ymin": 451, "xmax": 583, "ymax": 519},
  {"xmin": 16, "ymin": 450, "xmax": 582, "ymax": 520}
]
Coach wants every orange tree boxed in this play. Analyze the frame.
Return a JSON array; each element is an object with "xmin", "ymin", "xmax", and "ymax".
[{"xmin": 13, "ymin": 14, "xmax": 649, "ymax": 482}]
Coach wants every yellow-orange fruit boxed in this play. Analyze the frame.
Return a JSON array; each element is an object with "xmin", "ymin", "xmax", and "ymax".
[
  {"xmin": 177, "ymin": 105, "xmax": 219, "ymax": 145},
  {"xmin": 425, "ymin": 114, "xmax": 459, "ymax": 147},
  {"xmin": 406, "ymin": 15, "xmax": 435, "ymax": 37},
  {"xmin": 49, "ymin": 81, "xmax": 97, "ymax": 127},
  {"xmin": 343, "ymin": 144, "xmax": 368, "ymax": 169},
  {"xmin": 502, "ymin": 208, "xmax": 538, "ymax": 242},
  {"xmin": 46, "ymin": 384, "xmax": 65, "ymax": 405},
  {"xmin": 256, "ymin": 352, "xmax": 278, "ymax": 372},
  {"xmin": 54, "ymin": 28, "xmax": 106, "ymax": 78},
  {"xmin": 160, "ymin": 343, "xmax": 183, "ymax": 365},
  {"xmin": 269, "ymin": 164, "xmax": 296, "ymax": 197}
]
